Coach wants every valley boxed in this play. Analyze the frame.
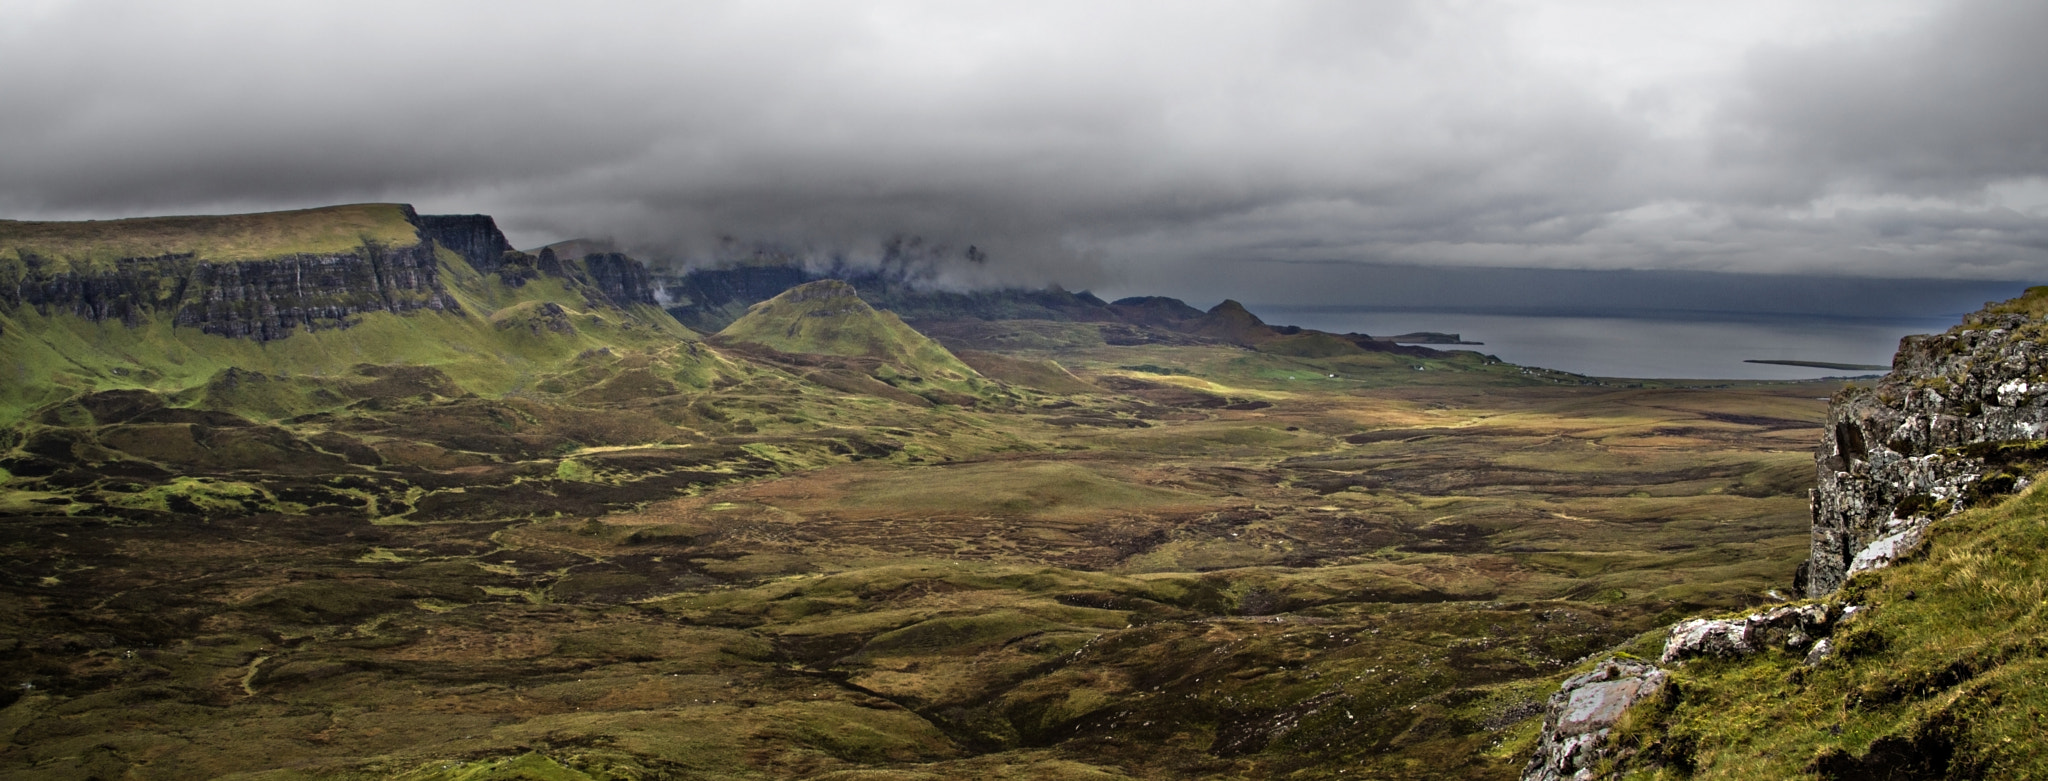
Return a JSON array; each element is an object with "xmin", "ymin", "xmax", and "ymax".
[{"xmin": 0, "ymin": 207, "xmax": 1835, "ymax": 779}]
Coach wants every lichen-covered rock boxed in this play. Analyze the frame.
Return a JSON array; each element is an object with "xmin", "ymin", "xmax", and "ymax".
[
  {"xmin": 1803, "ymin": 637, "xmax": 1835, "ymax": 666},
  {"xmin": 1522, "ymin": 658, "xmax": 1667, "ymax": 781},
  {"xmin": 1661, "ymin": 604, "xmax": 1833, "ymax": 664},
  {"xmin": 1660, "ymin": 618, "xmax": 1753, "ymax": 663},
  {"xmin": 1846, "ymin": 516, "xmax": 1933, "ymax": 577},
  {"xmin": 1746, "ymin": 604, "xmax": 1831, "ymax": 652},
  {"xmin": 1808, "ymin": 292, "xmax": 2048, "ymax": 596}
]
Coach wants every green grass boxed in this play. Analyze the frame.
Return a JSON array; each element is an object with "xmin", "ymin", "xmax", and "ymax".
[
  {"xmin": 820, "ymin": 461, "xmax": 1204, "ymax": 519},
  {"xmin": 0, "ymin": 212, "xmax": 1862, "ymax": 781},
  {"xmin": 1982, "ymin": 285, "xmax": 2048, "ymax": 319},
  {"xmin": 0, "ymin": 245, "xmax": 722, "ymax": 423},
  {"xmin": 718, "ymin": 280, "xmax": 981, "ymax": 384},
  {"xmin": 1601, "ymin": 482, "xmax": 2048, "ymax": 779},
  {"xmin": 0, "ymin": 203, "xmax": 422, "ymax": 273}
]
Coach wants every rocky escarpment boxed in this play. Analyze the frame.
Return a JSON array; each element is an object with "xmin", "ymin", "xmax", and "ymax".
[
  {"xmin": 580, "ymin": 252, "xmax": 659, "ymax": 307},
  {"xmin": 1806, "ymin": 289, "xmax": 2048, "ymax": 596},
  {"xmin": 2, "ymin": 241, "xmax": 457, "ymax": 342},
  {"xmin": 2, "ymin": 206, "xmax": 670, "ymax": 342},
  {"xmin": 415, "ymin": 213, "xmax": 515, "ymax": 274}
]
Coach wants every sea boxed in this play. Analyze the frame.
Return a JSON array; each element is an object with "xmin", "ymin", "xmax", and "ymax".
[{"xmin": 1251, "ymin": 308, "xmax": 1964, "ymax": 381}]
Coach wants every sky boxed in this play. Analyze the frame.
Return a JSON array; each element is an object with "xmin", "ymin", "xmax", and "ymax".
[{"xmin": 2, "ymin": 0, "xmax": 2044, "ymax": 310}]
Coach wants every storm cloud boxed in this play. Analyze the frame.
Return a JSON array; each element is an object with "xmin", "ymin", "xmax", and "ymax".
[{"xmin": 1, "ymin": 0, "xmax": 2043, "ymax": 298}]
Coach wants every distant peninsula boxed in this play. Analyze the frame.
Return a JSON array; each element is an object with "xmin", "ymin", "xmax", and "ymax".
[
  {"xmin": 1743, "ymin": 359, "xmax": 1889, "ymax": 371},
  {"xmin": 1369, "ymin": 331, "xmax": 1482, "ymax": 345}
]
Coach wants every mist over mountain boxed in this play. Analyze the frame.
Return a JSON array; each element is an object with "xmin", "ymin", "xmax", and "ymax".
[{"xmin": 4, "ymin": 1, "xmax": 2043, "ymax": 311}]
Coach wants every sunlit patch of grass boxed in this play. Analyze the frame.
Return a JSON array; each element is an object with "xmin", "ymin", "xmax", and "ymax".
[{"xmin": 101, "ymin": 476, "xmax": 270, "ymax": 514}]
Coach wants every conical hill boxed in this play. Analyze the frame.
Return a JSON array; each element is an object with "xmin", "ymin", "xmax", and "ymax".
[
  {"xmin": 1191, "ymin": 299, "xmax": 1279, "ymax": 344},
  {"xmin": 715, "ymin": 280, "xmax": 981, "ymax": 384}
]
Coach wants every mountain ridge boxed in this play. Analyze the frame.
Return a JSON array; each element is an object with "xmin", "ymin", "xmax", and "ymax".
[{"xmin": 654, "ymin": 256, "xmax": 1449, "ymax": 359}]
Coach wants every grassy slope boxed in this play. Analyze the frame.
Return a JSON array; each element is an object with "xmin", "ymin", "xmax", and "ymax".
[
  {"xmin": 0, "ymin": 243, "xmax": 712, "ymax": 422},
  {"xmin": 718, "ymin": 280, "xmax": 980, "ymax": 383},
  {"xmin": 0, "ymin": 203, "xmax": 422, "ymax": 272},
  {"xmin": 1594, "ymin": 483, "xmax": 2048, "ymax": 779}
]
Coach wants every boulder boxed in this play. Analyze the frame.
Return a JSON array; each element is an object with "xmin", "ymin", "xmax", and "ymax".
[
  {"xmin": 1661, "ymin": 605, "xmax": 1833, "ymax": 664},
  {"xmin": 1660, "ymin": 618, "xmax": 1752, "ymax": 663},
  {"xmin": 1522, "ymin": 658, "xmax": 1667, "ymax": 781}
]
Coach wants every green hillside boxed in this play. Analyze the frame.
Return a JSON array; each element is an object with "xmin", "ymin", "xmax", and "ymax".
[
  {"xmin": 716, "ymin": 279, "xmax": 985, "ymax": 391},
  {"xmin": 0, "ymin": 203, "xmax": 1879, "ymax": 780},
  {"xmin": 0, "ymin": 203, "xmax": 422, "ymax": 273},
  {"xmin": 1586, "ymin": 483, "xmax": 2048, "ymax": 778},
  {"xmin": 0, "ymin": 210, "xmax": 717, "ymax": 423}
]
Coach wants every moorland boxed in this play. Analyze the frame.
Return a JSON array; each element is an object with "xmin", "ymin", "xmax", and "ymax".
[{"xmin": 0, "ymin": 205, "xmax": 1840, "ymax": 779}]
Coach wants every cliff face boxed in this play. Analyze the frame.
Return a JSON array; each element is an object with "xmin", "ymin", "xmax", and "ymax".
[
  {"xmin": 1, "ymin": 207, "xmax": 670, "ymax": 342},
  {"xmin": 580, "ymin": 252, "xmax": 659, "ymax": 307},
  {"xmin": 415, "ymin": 213, "xmax": 514, "ymax": 274},
  {"xmin": 3, "ymin": 241, "xmax": 457, "ymax": 342},
  {"xmin": 1807, "ymin": 291, "xmax": 2048, "ymax": 595}
]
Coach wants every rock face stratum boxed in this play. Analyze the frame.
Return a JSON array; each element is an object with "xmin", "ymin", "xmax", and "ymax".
[
  {"xmin": 1807, "ymin": 293, "xmax": 2048, "ymax": 595},
  {"xmin": 3, "ymin": 241, "xmax": 457, "ymax": 342},
  {"xmin": 1, "ymin": 206, "xmax": 662, "ymax": 342}
]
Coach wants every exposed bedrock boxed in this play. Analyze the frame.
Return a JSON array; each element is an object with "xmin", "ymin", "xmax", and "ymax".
[
  {"xmin": 1807, "ymin": 301, "xmax": 2048, "ymax": 596},
  {"xmin": 414, "ymin": 212, "xmax": 515, "ymax": 274},
  {"xmin": 5, "ymin": 242, "xmax": 457, "ymax": 342},
  {"xmin": 580, "ymin": 251, "xmax": 659, "ymax": 307},
  {"xmin": 2, "ymin": 208, "xmax": 668, "ymax": 341}
]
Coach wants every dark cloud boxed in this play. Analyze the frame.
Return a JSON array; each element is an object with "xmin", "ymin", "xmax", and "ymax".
[
  {"xmin": 0, "ymin": 0, "xmax": 2041, "ymax": 301},
  {"xmin": 1726, "ymin": 0, "xmax": 2048, "ymax": 197}
]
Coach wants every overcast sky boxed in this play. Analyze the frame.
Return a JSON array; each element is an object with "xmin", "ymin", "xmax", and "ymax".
[{"xmin": 2, "ymin": 0, "xmax": 2043, "ymax": 305}]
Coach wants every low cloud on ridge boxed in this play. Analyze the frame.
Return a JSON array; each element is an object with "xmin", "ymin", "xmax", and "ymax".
[{"xmin": 1, "ymin": 0, "xmax": 2043, "ymax": 299}]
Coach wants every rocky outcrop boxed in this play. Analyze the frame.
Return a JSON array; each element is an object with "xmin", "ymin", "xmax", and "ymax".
[
  {"xmin": 1846, "ymin": 516, "xmax": 1932, "ymax": 578},
  {"xmin": 416, "ymin": 215, "xmax": 662, "ymax": 310},
  {"xmin": 4, "ymin": 252, "xmax": 199, "ymax": 327},
  {"xmin": 173, "ymin": 242, "xmax": 456, "ymax": 340},
  {"xmin": 580, "ymin": 252, "xmax": 659, "ymax": 307},
  {"xmin": 1, "ymin": 207, "xmax": 674, "ymax": 342},
  {"xmin": 415, "ymin": 213, "xmax": 514, "ymax": 274},
  {"xmin": 1521, "ymin": 659, "xmax": 1667, "ymax": 781},
  {"xmin": 1519, "ymin": 292, "xmax": 2047, "ymax": 779},
  {"xmin": 4, "ymin": 242, "xmax": 457, "ymax": 342},
  {"xmin": 1807, "ymin": 292, "xmax": 2048, "ymax": 595},
  {"xmin": 1660, "ymin": 604, "xmax": 1832, "ymax": 664}
]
